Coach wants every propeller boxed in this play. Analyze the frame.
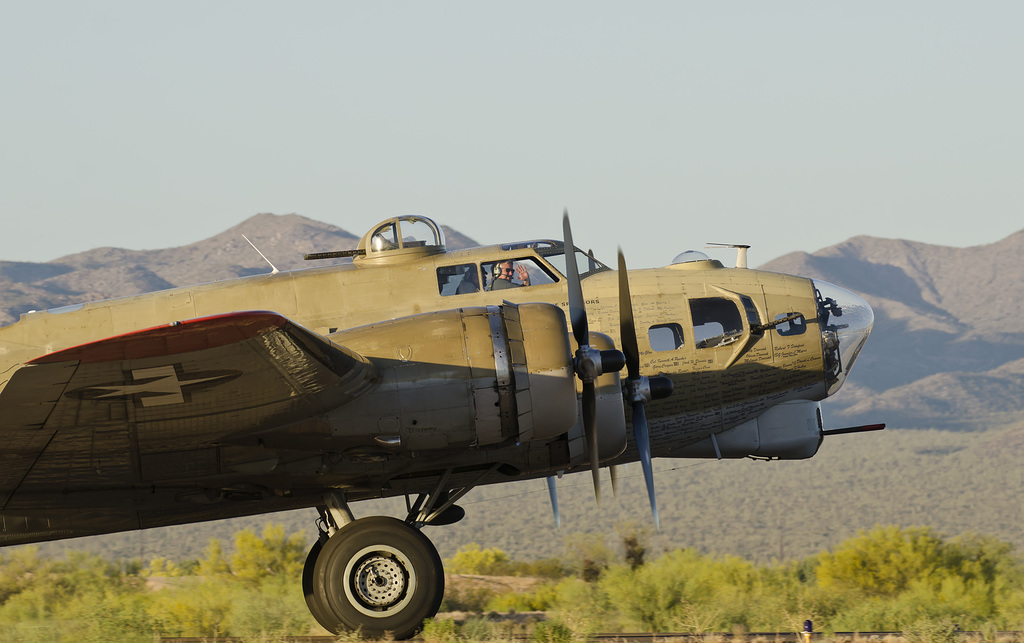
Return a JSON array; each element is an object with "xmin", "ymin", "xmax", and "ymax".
[
  {"xmin": 618, "ymin": 250, "xmax": 673, "ymax": 529},
  {"xmin": 546, "ymin": 476, "xmax": 561, "ymax": 528},
  {"xmin": 563, "ymin": 211, "xmax": 625, "ymax": 504}
]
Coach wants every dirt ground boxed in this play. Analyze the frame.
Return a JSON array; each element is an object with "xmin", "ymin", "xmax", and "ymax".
[
  {"xmin": 437, "ymin": 574, "xmax": 547, "ymax": 624},
  {"xmin": 444, "ymin": 573, "xmax": 543, "ymax": 595}
]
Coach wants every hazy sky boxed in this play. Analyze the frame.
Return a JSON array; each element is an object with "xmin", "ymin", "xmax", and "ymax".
[{"xmin": 2, "ymin": 2, "xmax": 1021, "ymax": 268}]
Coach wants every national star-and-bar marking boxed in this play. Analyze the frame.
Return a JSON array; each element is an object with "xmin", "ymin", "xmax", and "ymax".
[{"xmin": 78, "ymin": 365, "xmax": 237, "ymax": 407}]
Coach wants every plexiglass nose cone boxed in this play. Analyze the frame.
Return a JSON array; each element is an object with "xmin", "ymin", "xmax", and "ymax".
[{"xmin": 812, "ymin": 279, "xmax": 874, "ymax": 395}]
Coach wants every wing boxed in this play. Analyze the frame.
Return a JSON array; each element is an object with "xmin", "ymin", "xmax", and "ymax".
[{"xmin": 0, "ymin": 311, "xmax": 376, "ymax": 545}]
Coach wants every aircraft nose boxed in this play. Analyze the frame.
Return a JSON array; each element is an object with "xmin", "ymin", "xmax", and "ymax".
[{"xmin": 812, "ymin": 279, "xmax": 874, "ymax": 396}]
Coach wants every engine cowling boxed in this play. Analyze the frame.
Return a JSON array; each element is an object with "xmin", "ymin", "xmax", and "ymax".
[{"xmin": 330, "ymin": 303, "xmax": 579, "ymax": 450}]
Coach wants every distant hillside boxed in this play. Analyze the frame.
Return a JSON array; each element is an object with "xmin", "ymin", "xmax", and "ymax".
[
  {"xmin": 761, "ymin": 229, "xmax": 1024, "ymax": 429},
  {"xmin": 0, "ymin": 213, "xmax": 475, "ymax": 325}
]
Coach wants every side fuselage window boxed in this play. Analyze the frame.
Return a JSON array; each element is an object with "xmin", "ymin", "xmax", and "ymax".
[
  {"xmin": 691, "ymin": 297, "xmax": 744, "ymax": 349},
  {"xmin": 775, "ymin": 312, "xmax": 807, "ymax": 336},
  {"xmin": 648, "ymin": 323, "xmax": 685, "ymax": 351},
  {"xmin": 437, "ymin": 264, "xmax": 481, "ymax": 296}
]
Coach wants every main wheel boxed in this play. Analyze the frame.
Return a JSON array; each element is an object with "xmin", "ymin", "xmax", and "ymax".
[
  {"xmin": 311, "ymin": 516, "xmax": 444, "ymax": 639},
  {"xmin": 303, "ymin": 539, "xmax": 335, "ymax": 629}
]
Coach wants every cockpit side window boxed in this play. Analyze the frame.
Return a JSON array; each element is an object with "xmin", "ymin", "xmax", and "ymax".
[
  {"xmin": 482, "ymin": 258, "xmax": 557, "ymax": 291},
  {"xmin": 691, "ymin": 297, "xmax": 744, "ymax": 349},
  {"xmin": 499, "ymin": 241, "xmax": 611, "ymax": 280},
  {"xmin": 437, "ymin": 264, "xmax": 481, "ymax": 296},
  {"xmin": 540, "ymin": 248, "xmax": 608, "ymax": 280}
]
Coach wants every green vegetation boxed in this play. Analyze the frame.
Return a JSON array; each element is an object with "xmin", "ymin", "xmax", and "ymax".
[
  {"xmin": 560, "ymin": 527, "xmax": 1024, "ymax": 634},
  {"xmin": 0, "ymin": 524, "xmax": 318, "ymax": 642},
  {"xmin": 439, "ymin": 526, "xmax": 1024, "ymax": 635},
  {"xmin": 4, "ymin": 523, "xmax": 1024, "ymax": 641}
]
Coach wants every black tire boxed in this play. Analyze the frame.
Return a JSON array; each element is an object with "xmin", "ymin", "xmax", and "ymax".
[
  {"xmin": 303, "ymin": 539, "xmax": 337, "ymax": 631},
  {"xmin": 312, "ymin": 516, "xmax": 444, "ymax": 639}
]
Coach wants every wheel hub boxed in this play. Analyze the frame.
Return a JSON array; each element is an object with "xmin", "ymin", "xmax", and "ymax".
[{"xmin": 352, "ymin": 552, "xmax": 408, "ymax": 609}]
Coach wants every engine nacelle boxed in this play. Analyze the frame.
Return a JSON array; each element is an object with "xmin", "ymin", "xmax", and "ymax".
[
  {"xmin": 329, "ymin": 303, "xmax": 579, "ymax": 450},
  {"xmin": 674, "ymin": 400, "xmax": 823, "ymax": 460}
]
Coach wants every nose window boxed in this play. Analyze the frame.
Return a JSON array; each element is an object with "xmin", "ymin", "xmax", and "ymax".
[{"xmin": 775, "ymin": 312, "xmax": 807, "ymax": 336}]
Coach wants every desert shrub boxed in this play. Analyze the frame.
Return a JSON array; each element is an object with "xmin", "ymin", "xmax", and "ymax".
[
  {"xmin": 0, "ymin": 553, "xmax": 156, "ymax": 643},
  {"xmin": 815, "ymin": 526, "xmax": 1024, "ymax": 629},
  {"xmin": 548, "ymin": 578, "xmax": 613, "ymax": 634},
  {"xmin": 443, "ymin": 585, "xmax": 496, "ymax": 612},
  {"xmin": 422, "ymin": 617, "xmax": 462, "ymax": 643},
  {"xmin": 229, "ymin": 524, "xmax": 307, "ymax": 584},
  {"xmin": 903, "ymin": 615, "xmax": 962, "ymax": 643},
  {"xmin": 446, "ymin": 543, "xmax": 515, "ymax": 576},
  {"xmin": 145, "ymin": 578, "xmax": 233, "ymax": 637},
  {"xmin": 998, "ymin": 586, "xmax": 1024, "ymax": 631},
  {"xmin": 515, "ymin": 557, "xmax": 570, "ymax": 579},
  {"xmin": 615, "ymin": 521, "xmax": 649, "ymax": 570},
  {"xmin": 593, "ymin": 548, "xmax": 759, "ymax": 632},
  {"xmin": 562, "ymin": 533, "xmax": 614, "ymax": 582},
  {"xmin": 222, "ymin": 575, "xmax": 314, "ymax": 636},
  {"xmin": 461, "ymin": 615, "xmax": 496, "ymax": 641},
  {"xmin": 531, "ymin": 619, "xmax": 572, "ymax": 643},
  {"xmin": 486, "ymin": 582, "xmax": 558, "ymax": 612}
]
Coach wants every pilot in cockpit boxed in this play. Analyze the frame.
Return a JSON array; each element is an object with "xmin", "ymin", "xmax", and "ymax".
[{"xmin": 489, "ymin": 260, "xmax": 531, "ymax": 290}]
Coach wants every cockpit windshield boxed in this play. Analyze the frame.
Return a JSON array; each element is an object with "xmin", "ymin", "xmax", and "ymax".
[{"xmin": 502, "ymin": 240, "xmax": 611, "ymax": 279}]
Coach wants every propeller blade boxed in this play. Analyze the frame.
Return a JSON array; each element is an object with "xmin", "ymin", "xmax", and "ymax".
[
  {"xmin": 546, "ymin": 476, "xmax": 561, "ymax": 528},
  {"xmin": 633, "ymin": 401, "xmax": 660, "ymax": 530},
  {"xmin": 563, "ymin": 211, "xmax": 588, "ymax": 348},
  {"xmin": 583, "ymin": 379, "xmax": 600, "ymax": 504},
  {"xmin": 564, "ymin": 209, "xmax": 606, "ymax": 504},
  {"xmin": 619, "ymin": 248, "xmax": 663, "ymax": 529},
  {"xmin": 617, "ymin": 250, "xmax": 640, "ymax": 381}
]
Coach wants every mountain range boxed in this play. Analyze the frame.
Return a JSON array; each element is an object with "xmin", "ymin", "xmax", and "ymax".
[
  {"xmin": 761, "ymin": 229, "xmax": 1024, "ymax": 429},
  {"xmin": 0, "ymin": 213, "xmax": 476, "ymax": 326}
]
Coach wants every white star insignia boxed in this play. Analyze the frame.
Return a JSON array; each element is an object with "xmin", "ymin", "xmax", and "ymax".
[{"xmin": 84, "ymin": 365, "xmax": 235, "ymax": 407}]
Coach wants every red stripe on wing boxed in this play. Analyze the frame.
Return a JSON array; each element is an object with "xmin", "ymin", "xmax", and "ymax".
[{"xmin": 28, "ymin": 311, "xmax": 290, "ymax": 365}]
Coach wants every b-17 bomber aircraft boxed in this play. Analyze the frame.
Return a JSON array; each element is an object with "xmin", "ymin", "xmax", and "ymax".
[{"xmin": 0, "ymin": 213, "xmax": 882, "ymax": 638}]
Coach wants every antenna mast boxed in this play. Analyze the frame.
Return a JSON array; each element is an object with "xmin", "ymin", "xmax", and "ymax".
[
  {"xmin": 242, "ymin": 234, "xmax": 280, "ymax": 274},
  {"xmin": 706, "ymin": 243, "xmax": 751, "ymax": 269}
]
